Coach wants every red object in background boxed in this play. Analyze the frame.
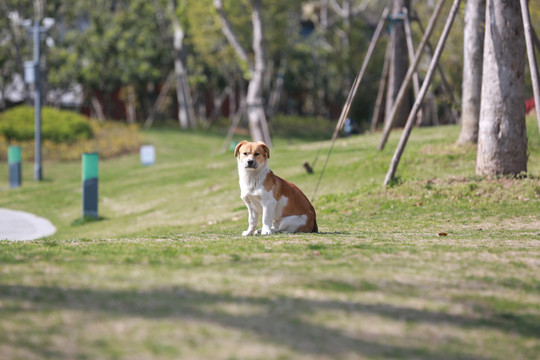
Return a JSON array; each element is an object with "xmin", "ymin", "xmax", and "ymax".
[{"xmin": 526, "ymin": 98, "xmax": 535, "ymax": 114}]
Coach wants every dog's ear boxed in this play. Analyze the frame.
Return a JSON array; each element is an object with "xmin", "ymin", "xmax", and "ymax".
[
  {"xmin": 257, "ymin": 141, "xmax": 270, "ymax": 159},
  {"xmin": 234, "ymin": 140, "xmax": 248, "ymax": 157}
]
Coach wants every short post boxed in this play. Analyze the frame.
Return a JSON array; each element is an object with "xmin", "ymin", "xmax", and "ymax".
[
  {"xmin": 82, "ymin": 153, "xmax": 99, "ymax": 219},
  {"xmin": 33, "ymin": 19, "xmax": 43, "ymax": 181},
  {"xmin": 8, "ymin": 145, "xmax": 22, "ymax": 188}
]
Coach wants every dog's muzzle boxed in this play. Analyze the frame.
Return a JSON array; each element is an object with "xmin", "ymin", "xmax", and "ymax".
[{"xmin": 245, "ymin": 159, "xmax": 258, "ymax": 169}]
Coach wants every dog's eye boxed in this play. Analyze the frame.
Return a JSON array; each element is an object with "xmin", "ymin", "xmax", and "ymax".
[
  {"xmin": 254, "ymin": 153, "xmax": 260, "ymax": 156},
  {"xmin": 243, "ymin": 152, "xmax": 247, "ymax": 156}
]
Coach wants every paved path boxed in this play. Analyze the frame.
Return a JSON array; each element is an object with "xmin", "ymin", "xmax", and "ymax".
[{"xmin": 0, "ymin": 208, "xmax": 56, "ymax": 241}]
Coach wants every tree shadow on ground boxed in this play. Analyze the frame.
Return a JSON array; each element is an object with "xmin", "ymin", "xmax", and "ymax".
[{"xmin": 1, "ymin": 283, "xmax": 532, "ymax": 359}]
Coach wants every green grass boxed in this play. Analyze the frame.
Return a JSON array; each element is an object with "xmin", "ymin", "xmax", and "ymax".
[{"xmin": 1, "ymin": 119, "xmax": 540, "ymax": 359}]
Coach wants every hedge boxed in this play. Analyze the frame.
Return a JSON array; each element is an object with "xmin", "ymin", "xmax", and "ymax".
[{"xmin": 0, "ymin": 106, "xmax": 93, "ymax": 143}]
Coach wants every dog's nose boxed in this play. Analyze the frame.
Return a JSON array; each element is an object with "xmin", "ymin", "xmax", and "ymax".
[{"xmin": 247, "ymin": 159, "xmax": 254, "ymax": 166}]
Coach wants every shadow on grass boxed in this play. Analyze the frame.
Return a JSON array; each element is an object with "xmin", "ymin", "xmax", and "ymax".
[
  {"xmin": 0, "ymin": 283, "xmax": 531, "ymax": 359},
  {"xmin": 315, "ymin": 231, "xmax": 352, "ymax": 235},
  {"xmin": 71, "ymin": 215, "xmax": 107, "ymax": 226}
]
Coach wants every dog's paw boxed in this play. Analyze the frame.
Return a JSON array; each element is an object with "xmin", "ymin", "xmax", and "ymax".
[
  {"xmin": 242, "ymin": 230, "xmax": 254, "ymax": 236},
  {"xmin": 260, "ymin": 227, "xmax": 272, "ymax": 235}
]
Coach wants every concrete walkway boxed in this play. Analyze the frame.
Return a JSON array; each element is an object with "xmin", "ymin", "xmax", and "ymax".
[{"xmin": 0, "ymin": 208, "xmax": 56, "ymax": 241}]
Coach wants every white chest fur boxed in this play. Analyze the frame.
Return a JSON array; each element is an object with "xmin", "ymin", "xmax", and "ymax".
[{"xmin": 237, "ymin": 163, "xmax": 270, "ymax": 196}]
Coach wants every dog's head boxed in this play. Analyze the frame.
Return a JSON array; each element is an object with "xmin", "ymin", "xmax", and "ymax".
[{"xmin": 234, "ymin": 140, "xmax": 270, "ymax": 170}]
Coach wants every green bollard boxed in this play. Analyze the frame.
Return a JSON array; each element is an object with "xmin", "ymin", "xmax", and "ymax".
[
  {"xmin": 8, "ymin": 146, "xmax": 22, "ymax": 188},
  {"xmin": 82, "ymin": 153, "xmax": 99, "ymax": 219}
]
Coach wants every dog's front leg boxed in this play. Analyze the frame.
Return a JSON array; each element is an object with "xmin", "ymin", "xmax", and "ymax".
[
  {"xmin": 261, "ymin": 198, "xmax": 276, "ymax": 235},
  {"xmin": 242, "ymin": 198, "xmax": 259, "ymax": 236}
]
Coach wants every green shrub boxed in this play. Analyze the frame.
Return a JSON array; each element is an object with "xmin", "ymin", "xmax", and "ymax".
[
  {"xmin": 0, "ymin": 105, "xmax": 93, "ymax": 143},
  {"xmin": 0, "ymin": 106, "xmax": 142, "ymax": 162},
  {"xmin": 0, "ymin": 121, "xmax": 143, "ymax": 162}
]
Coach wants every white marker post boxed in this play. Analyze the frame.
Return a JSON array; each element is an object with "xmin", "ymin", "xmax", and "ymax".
[{"xmin": 140, "ymin": 145, "xmax": 156, "ymax": 166}]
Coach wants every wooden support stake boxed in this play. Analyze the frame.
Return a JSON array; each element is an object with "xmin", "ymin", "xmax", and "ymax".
[
  {"xmin": 145, "ymin": 71, "xmax": 175, "ymax": 129},
  {"xmin": 221, "ymin": 96, "xmax": 247, "ymax": 153},
  {"xmin": 378, "ymin": 0, "xmax": 446, "ymax": 151},
  {"xmin": 311, "ymin": 7, "xmax": 389, "ymax": 201},
  {"xmin": 413, "ymin": 13, "xmax": 457, "ymax": 109},
  {"xmin": 383, "ymin": 0, "xmax": 461, "ymax": 187},
  {"xmin": 520, "ymin": 0, "xmax": 540, "ymax": 134},
  {"xmin": 331, "ymin": 6, "xmax": 389, "ymax": 140},
  {"xmin": 403, "ymin": 7, "xmax": 425, "ymax": 126},
  {"xmin": 402, "ymin": 7, "xmax": 420, "ymax": 97},
  {"xmin": 371, "ymin": 41, "xmax": 392, "ymax": 132}
]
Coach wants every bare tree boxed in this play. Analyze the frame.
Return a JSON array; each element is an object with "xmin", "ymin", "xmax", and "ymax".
[
  {"xmin": 214, "ymin": 0, "xmax": 272, "ymax": 146},
  {"xmin": 170, "ymin": 0, "xmax": 196, "ymax": 129},
  {"xmin": 385, "ymin": 0, "xmax": 410, "ymax": 128},
  {"xmin": 457, "ymin": 0, "xmax": 485, "ymax": 145},
  {"xmin": 476, "ymin": 0, "xmax": 527, "ymax": 176}
]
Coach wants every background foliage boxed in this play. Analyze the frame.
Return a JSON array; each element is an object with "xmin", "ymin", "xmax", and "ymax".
[
  {"xmin": 0, "ymin": 105, "xmax": 92, "ymax": 142},
  {"xmin": 0, "ymin": 106, "xmax": 142, "ymax": 161},
  {"xmin": 1, "ymin": 1, "xmax": 540, "ymax": 133},
  {"xmin": 8, "ymin": 0, "xmax": 539, "ymax": 127}
]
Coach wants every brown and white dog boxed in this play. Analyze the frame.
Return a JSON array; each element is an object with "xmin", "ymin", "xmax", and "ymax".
[{"xmin": 235, "ymin": 140, "xmax": 318, "ymax": 235}]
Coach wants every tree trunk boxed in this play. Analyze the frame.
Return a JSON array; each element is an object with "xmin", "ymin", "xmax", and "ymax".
[
  {"xmin": 91, "ymin": 95, "xmax": 106, "ymax": 121},
  {"xmin": 476, "ymin": 0, "xmax": 527, "ymax": 176},
  {"xmin": 246, "ymin": 0, "xmax": 271, "ymax": 146},
  {"xmin": 171, "ymin": 0, "xmax": 196, "ymax": 129},
  {"xmin": 458, "ymin": 0, "xmax": 485, "ymax": 145},
  {"xmin": 125, "ymin": 86, "xmax": 137, "ymax": 124},
  {"xmin": 385, "ymin": 0, "xmax": 410, "ymax": 128},
  {"xmin": 214, "ymin": 0, "xmax": 272, "ymax": 146}
]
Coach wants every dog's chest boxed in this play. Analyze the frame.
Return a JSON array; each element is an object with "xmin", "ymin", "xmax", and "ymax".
[
  {"xmin": 238, "ymin": 167, "xmax": 274, "ymax": 207},
  {"xmin": 240, "ymin": 177, "xmax": 269, "ymax": 202},
  {"xmin": 238, "ymin": 166, "xmax": 269, "ymax": 194},
  {"xmin": 240, "ymin": 181, "xmax": 269, "ymax": 214}
]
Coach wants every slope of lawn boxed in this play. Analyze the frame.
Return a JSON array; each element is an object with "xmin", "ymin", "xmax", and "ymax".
[{"xmin": 0, "ymin": 119, "xmax": 539, "ymax": 359}]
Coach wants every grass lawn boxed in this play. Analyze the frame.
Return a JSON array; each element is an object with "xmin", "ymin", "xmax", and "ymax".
[{"xmin": 1, "ymin": 119, "xmax": 540, "ymax": 359}]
